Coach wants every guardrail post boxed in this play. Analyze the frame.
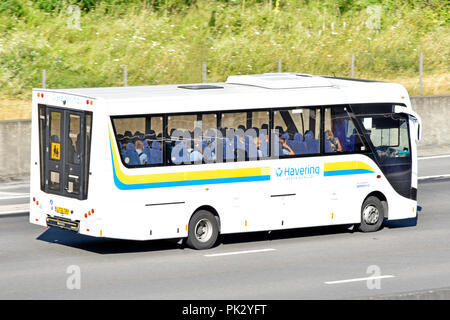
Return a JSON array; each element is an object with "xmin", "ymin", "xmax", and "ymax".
[
  {"xmin": 42, "ymin": 69, "xmax": 46, "ymax": 89},
  {"xmin": 350, "ymin": 55, "xmax": 355, "ymax": 78},
  {"xmin": 419, "ymin": 52, "xmax": 423, "ymax": 96},
  {"xmin": 202, "ymin": 62, "xmax": 207, "ymax": 83},
  {"xmin": 123, "ymin": 65, "xmax": 128, "ymax": 87}
]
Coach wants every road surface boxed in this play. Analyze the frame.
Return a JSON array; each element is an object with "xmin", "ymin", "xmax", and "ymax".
[{"xmin": 0, "ymin": 155, "xmax": 449, "ymax": 299}]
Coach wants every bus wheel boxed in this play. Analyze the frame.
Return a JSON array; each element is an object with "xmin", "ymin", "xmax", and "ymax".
[
  {"xmin": 358, "ymin": 196, "xmax": 384, "ymax": 232},
  {"xmin": 186, "ymin": 210, "xmax": 219, "ymax": 250}
]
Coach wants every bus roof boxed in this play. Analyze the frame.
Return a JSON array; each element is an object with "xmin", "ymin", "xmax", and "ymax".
[{"xmin": 33, "ymin": 73, "xmax": 411, "ymax": 113}]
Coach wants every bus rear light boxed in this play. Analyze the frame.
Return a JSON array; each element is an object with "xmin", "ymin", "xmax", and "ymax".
[
  {"xmin": 86, "ymin": 229, "xmax": 90, "ymax": 232},
  {"xmin": 84, "ymin": 213, "xmax": 88, "ymax": 218},
  {"xmin": 36, "ymin": 201, "xmax": 39, "ymax": 205},
  {"xmin": 35, "ymin": 219, "xmax": 39, "ymax": 222},
  {"xmin": 88, "ymin": 211, "xmax": 91, "ymax": 216},
  {"xmin": 33, "ymin": 197, "xmax": 35, "ymax": 202},
  {"xmin": 91, "ymin": 209, "xmax": 94, "ymax": 214},
  {"xmin": 377, "ymin": 175, "xmax": 381, "ymax": 179}
]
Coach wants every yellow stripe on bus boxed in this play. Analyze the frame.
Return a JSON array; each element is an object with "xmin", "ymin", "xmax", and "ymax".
[{"xmin": 324, "ymin": 161, "xmax": 374, "ymax": 173}]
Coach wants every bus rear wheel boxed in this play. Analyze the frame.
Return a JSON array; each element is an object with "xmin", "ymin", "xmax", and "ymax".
[
  {"xmin": 358, "ymin": 196, "xmax": 384, "ymax": 232},
  {"xmin": 186, "ymin": 210, "xmax": 219, "ymax": 250}
]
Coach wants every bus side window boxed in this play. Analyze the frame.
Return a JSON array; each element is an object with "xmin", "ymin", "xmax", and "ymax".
[
  {"xmin": 324, "ymin": 107, "xmax": 364, "ymax": 154},
  {"xmin": 112, "ymin": 116, "xmax": 164, "ymax": 166},
  {"xmin": 166, "ymin": 115, "xmax": 197, "ymax": 165},
  {"xmin": 220, "ymin": 111, "xmax": 248, "ymax": 162},
  {"xmin": 273, "ymin": 107, "xmax": 321, "ymax": 157}
]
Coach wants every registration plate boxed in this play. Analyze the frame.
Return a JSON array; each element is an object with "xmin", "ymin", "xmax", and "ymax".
[{"xmin": 56, "ymin": 207, "xmax": 70, "ymax": 215}]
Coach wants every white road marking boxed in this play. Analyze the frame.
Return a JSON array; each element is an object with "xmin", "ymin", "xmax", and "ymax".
[
  {"xmin": 418, "ymin": 174, "xmax": 450, "ymax": 180},
  {"xmin": 0, "ymin": 204, "xmax": 29, "ymax": 215},
  {"xmin": 205, "ymin": 248, "xmax": 276, "ymax": 257},
  {"xmin": 325, "ymin": 275, "xmax": 395, "ymax": 285},
  {"xmin": 0, "ymin": 191, "xmax": 29, "ymax": 195},
  {"xmin": 418, "ymin": 155, "xmax": 450, "ymax": 160},
  {"xmin": 0, "ymin": 184, "xmax": 29, "ymax": 191},
  {"xmin": 0, "ymin": 192, "xmax": 30, "ymax": 200},
  {"xmin": 0, "ymin": 196, "xmax": 29, "ymax": 201}
]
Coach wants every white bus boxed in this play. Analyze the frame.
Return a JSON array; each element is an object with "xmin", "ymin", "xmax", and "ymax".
[{"xmin": 29, "ymin": 73, "xmax": 422, "ymax": 249}]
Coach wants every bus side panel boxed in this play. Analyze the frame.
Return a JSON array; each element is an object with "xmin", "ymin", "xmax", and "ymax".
[
  {"xmin": 98, "ymin": 127, "xmax": 416, "ymax": 241},
  {"xmin": 385, "ymin": 194, "xmax": 417, "ymax": 221}
]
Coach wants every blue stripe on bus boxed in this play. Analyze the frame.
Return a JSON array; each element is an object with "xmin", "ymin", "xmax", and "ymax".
[{"xmin": 324, "ymin": 169, "xmax": 374, "ymax": 177}]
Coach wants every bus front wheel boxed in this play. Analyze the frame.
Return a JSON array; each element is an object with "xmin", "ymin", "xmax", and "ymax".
[
  {"xmin": 186, "ymin": 210, "xmax": 219, "ymax": 250},
  {"xmin": 358, "ymin": 196, "xmax": 384, "ymax": 232}
]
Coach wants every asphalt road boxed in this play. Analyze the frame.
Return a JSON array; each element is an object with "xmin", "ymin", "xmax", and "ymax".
[{"xmin": 0, "ymin": 156, "xmax": 449, "ymax": 299}]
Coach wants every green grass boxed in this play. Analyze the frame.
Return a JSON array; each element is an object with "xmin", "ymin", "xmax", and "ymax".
[{"xmin": 0, "ymin": 0, "xmax": 448, "ymax": 100}]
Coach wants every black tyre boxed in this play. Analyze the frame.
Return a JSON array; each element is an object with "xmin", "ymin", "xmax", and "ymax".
[
  {"xmin": 186, "ymin": 210, "xmax": 219, "ymax": 250},
  {"xmin": 357, "ymin": 196, "xmax": 385, "ymax": 232}
]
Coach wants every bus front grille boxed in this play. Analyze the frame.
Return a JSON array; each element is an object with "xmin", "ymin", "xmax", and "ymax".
[{"xmin": 46, "ymin": 216, "xmax": 79, "ymax": 232}]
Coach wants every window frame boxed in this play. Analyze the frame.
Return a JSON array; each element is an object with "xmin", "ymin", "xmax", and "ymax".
[
  {"xmin": 111, "ymin": 113, "xmax": 166, "ymax": 168},
  {"xmin": 110, "ymin": 104, "xmax": 380, "ymax": 169},
  {"xmin": 273, "ymin": 106, "xmax": 322, "ymax": 159},
  {"xmin": 349, "ymin": 102, "xmax": 412, "ymax": 165},
  {"xmin": 322, "ymin": 105, "xmax": 368, "ymax": 156}
]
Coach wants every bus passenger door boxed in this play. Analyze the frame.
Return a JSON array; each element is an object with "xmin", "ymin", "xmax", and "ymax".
[
  {"xmin": 63, "ymin": 112, "xmax": 85, "ymax": 198},
  {"xmin": 42, "ymin": 106, "xmax": 91, "ymax": 200},
  {"xmin": 45, "ymin": 108, "xmax": 65, "ymax": 195}
]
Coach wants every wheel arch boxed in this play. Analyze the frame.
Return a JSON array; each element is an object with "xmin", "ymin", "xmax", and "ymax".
[{"xmin": 191, "ymin": 205, "xmax": 221, "ymax": 232}]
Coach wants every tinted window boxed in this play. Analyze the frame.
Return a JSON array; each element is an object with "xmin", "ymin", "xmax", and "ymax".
[
  {"xmin": 273, "ymin": 107, "xmax": 321, "ymax": 156},
  {"xmin": 324, "ymin": 106, "xmax": 365, "ymax": 154},
  {"xmin": 112, "ymin": 116, "xmax": 163, "ymax": 166},
  {"xmin": 357, "ymin": 114, "xmax": 411, "ymax": 163}
]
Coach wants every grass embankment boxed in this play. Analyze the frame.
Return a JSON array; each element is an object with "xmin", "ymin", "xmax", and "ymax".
[{"xmin": 0, "ymin": 0, "xmax": 448, "ymax": 120}]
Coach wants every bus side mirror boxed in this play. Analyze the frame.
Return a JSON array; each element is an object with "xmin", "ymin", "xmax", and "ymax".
[{"xmin": 395, "ymin": 106, "xmax": 422, "ymax": 142}]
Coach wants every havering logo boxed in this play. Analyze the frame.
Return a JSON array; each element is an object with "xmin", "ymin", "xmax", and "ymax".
[
  {"xmin": 275, "ymin": 165, "xmax": 320, "ymax": 179},
  {"xmin": 276, "ymin": 167, "xmax": 283, "ymax": 177}
]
